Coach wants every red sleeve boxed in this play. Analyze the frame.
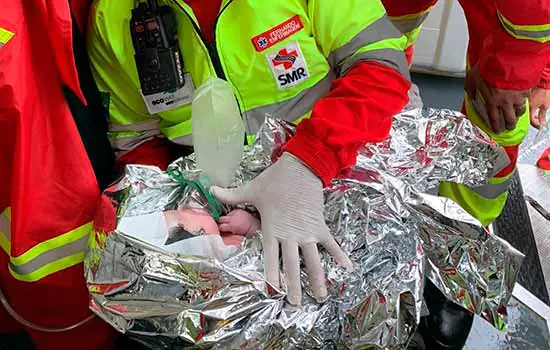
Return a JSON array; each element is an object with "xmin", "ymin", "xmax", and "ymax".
[
  {"xmin": 477, "ymin": 0, "xmax": 550, "ymax": 90},
  {"xmin": 539, "ymin": 62, "xmax": 550, "ymax": 89},
  {"xmin": 283, "ymin": 61, "xmax": 411, "ymax": 186}
]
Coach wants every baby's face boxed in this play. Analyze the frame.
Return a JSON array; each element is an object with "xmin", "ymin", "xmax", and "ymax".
[
  {"xmin": 166, "ymin": 208, "xmax": 220, "ymax": 235},
  {"xmin": 163, "ymin": 209, "xmax": 250, "ymax": 247}
]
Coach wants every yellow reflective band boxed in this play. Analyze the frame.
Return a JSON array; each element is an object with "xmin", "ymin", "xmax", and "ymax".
[
  {"xmin": 107, "ymin": 131, "xmax": 141, "ymax": 139},
  {"xmin": 489, "ymin": 171, "xmax": 514, "ymax": 184},
  {"xmin": 3, "ymin": 207, "xmax": 11, "ymax": 220},
  {"xmin": 498, "ymin": 12, "xmax": 550, "ymax": 43},
  {"xmin": 246, "ymin": 135, "xmax": 256, "ymax": 145},
  {"xmin": 0, "ymin": 208, "xmax": 11, "ymax": 254},
  {"xmin": 464, "ymin": 93, "xmax": 530, "ymax": 147},
  {"xmin": 0, "ymin": 207, "xmax": 92, "ymax": 281},
  {"xmin": 162, "ymin": 119, "xmax": 193, "ymax": 142},
  {"xmin": 9, "ymin": 252, "xmax": 86, "ymax": 283},
  {"xmin": 9, "ymin": 222, "xmax": 92, "ymax": 266},
  {"xmin": 0, "ymin": 27, "xmax": 14, "ymax": 45},
  {"xmin": 0, "ymin": 231, "xmax": 9, "ymax": 255},
  {"xmin": 387, "ymin": 5, "xmax": 436, "ymax": 22}
]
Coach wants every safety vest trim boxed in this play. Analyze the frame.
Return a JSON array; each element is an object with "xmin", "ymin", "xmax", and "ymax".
[
  {"xmin": 389, "ymin": 12, "xmax": 430, "ymax": 35},
  {"xmin": 243, "ymin": 71, "xmax": 335, "ymax": 134},
  {"xmin": 172, "ymin": 134, "xmax": 194, "ymax": 146},
  {"xmin": 341, "ymin": 47, "xmax": 410, "ymax": 80},
  {"xmin": 0, "ymin": 207, "xmax": 92, "ymax": 282},
  {"xmin": 469, "ymin": 173, "xmax": 513, "ymax": 199},
  {"xmin": 0, "ymin": 210, "xmax": 10, "ymax": 253},
  {"xmin": 0, "ymin": 27, "xmax": 14, "ymax": 48},
  {"xmin": 498, "ymin": 11, "xmax": 550, "ymax": 43},
  {"xmin": 109, "ymin": 119, "xmax": 162, "ymax": 132},
  {"xmin": 107, "ymin": 120, "xmax": 163, "ymax": 152},
  {"xmin": 464, "ymin": 94, "xmax": 530, "ymax": 147},
  {"xmin": 387, "ymin": 5, "xmax": 436, "ymax": 22},
  {"xmin": 327, "ymin": 16, "xmax": 403, "ymax": 70}
]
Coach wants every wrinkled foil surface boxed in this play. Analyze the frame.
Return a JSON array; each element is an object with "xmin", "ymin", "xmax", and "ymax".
[{"xmin": 86, "ymin": 92, "xmax": 523, "ymax": 349}]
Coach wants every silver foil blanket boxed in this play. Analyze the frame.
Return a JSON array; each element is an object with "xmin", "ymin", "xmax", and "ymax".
[{"xmin": 86, "ymin": 102, "xmax": 523, "ymax": 349}]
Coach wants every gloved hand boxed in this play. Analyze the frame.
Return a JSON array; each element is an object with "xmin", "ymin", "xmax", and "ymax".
[
  {"xmin": 465, "ymin": 65, "xmax": 530, "ymax": 133},
  {"xmin": 210, "ymin": 152, "xmax": 353, "ymax": 305},
  {"xmin": 529, "ymin": 87, "xmax": 550, "ymax": 129}
]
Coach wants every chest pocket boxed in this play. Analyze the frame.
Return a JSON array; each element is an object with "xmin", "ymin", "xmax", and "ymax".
[{"xmin": 215, "ymin": 4, "xmax": 332, "ymax": 115}]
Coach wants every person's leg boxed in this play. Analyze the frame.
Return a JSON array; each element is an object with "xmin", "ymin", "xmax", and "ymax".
[
  {"xmin": 428, "ymin": 67, "xmax": 530, "ymax": 350},
  {"xmin": 439, "ymin": 96, "xmax": 530, "ymax": 227},
  {"xmin": 419, "ymin": 280, "xmax": 474, "ymax": 350}
]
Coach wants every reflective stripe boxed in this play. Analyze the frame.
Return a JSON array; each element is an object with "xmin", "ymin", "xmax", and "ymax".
[
  {"xmin": 109, "ymin": 131, "xmax": 160, "ymax": 152},
  {"xmin": 0, "ymin": 27, "xmax": 14, "ymax": 45},
  {"xmin": 109, "ymin": 119, "xmax": 161, "ymax": 132},
  {"xmin": 387, "ymin": 5, "xmax": 435, "ymax": 22},
  {"xmin": 243, "ymin": 72, "xmax": 335, "ymax": 134},
  {"xmin": 327, "ymin": 16, "xmax": 403, "ymax": 69},
  {"xmin": 172, "ymin": 134, "xmax": 193, "ymax": 146},
  {"xmin": 0, "ymin": 212, "xmax": 10, "ymax": 253},
  {"xmin": 498, "ymin": 12, "xmax": 550, "ymax": 43},
  {"xmin": 109, "ymin": 120, "xmax": 162, "ymax": 152},
  {"xmin": 389, "ymin": 12, "xmax": 430, "ymax": 35},
  {"xmin": 0, "ymin": 207, "xmax": 92, "ymax": 282},
  {"xmin": 341, "ymin": 48, "xmax": 411, "ymax": 80},
  {"xmin": 470, "ymin": 176, "xmax": 513, "ymax": 199}
]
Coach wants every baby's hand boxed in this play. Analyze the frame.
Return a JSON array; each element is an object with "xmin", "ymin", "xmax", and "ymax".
[{"xmin": 218, "ymin": 209, "xmax": 261, "ymax": 237}]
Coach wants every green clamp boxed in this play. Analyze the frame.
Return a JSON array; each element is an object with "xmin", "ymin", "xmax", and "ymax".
[{"xmin": 167, "ymin": 168, "xmax": 223, "ymax": 222}]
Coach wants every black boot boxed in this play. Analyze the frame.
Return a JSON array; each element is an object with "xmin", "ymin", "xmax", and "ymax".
[{"xmin": 418, "ymin": 280, "xmax": 474, "ymax": 349}]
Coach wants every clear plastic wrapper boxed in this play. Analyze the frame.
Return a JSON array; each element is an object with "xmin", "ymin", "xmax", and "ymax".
[{"xmin": 86, "ymin": 94, "xmax": 523, "ymax": 349}]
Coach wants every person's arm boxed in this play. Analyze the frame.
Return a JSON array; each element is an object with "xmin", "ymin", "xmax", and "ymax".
[
  {"xmin": 466, "ymin": 0, "xmax": 550, "ymax": 133},
  {"xmin": 381, "ymin": 0, "xmax": 438, "ymax": 50},
  {"xmin": 212, "ymin": 0, "xmax": 410, "ymax": 306},
  {"xmin": 283, "ymin": 0, "xmax": 412, "ymax": 186},
  {"xmin": 283, "ymin": 61, "xmax": 410, "ymax": 185},
  {"xmin": 477, "ymin": 0, "xmax": 550, "ymax": 90}
]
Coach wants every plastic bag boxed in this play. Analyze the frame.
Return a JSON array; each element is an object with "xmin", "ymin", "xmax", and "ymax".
[{"xmin": 192, "ymin": 77, "xmax": 245, "ymax": 187}]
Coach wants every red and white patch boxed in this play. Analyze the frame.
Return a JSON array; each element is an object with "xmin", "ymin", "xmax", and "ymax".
[
  {"xmin": 266, "ymin": 41, "xmax": 310, "ymax": 90},
  {"xmin": 251, "ymin": 15, "xmax": 304, "ymax": 52}
]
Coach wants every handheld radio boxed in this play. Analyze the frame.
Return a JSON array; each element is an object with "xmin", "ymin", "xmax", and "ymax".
[{"xmin": 130, "ymin": 0, "xmax": 185, "ymax": 96}]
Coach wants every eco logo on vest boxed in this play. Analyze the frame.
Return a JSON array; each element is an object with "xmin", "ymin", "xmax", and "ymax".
[{"xmin": 267, "ymin": 41, "xmax": 310, "ymax": 90}]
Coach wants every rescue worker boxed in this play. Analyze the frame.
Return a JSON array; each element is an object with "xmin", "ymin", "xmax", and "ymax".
[
  {"xmin": 0, "ymin": 0, "xmax": 118, "ymax": 349},
  {"xmin": 380, "ymin": 0, "xmax": 550, "ymax": 348},
  {"xmin": 87, "ymin": 0, "xmax": 412, "ymax": 309}
]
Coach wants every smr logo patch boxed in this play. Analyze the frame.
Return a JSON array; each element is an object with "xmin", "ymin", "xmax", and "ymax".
[{"xmin": 267, "ymin": 42, "xmax": 310, "ymax": 89}]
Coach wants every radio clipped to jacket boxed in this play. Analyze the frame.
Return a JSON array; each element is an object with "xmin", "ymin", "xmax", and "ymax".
[{"xmin": 130, "ymin": 0, "xmax": 185, "ymax": 97}]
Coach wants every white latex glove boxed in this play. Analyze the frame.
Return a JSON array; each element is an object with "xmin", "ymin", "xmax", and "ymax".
[{"xmin": 210, "ymin": 152, "xmax": 353, "ymax": 305}]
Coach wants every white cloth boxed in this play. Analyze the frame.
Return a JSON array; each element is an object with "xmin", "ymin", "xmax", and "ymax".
[
  {"xmin": 211, "ymin": 152, "xmax": 353, "ymax": 305},
  {"xmin": 117, "ymin": 212, "xmax": 236, "ymax": 260}
]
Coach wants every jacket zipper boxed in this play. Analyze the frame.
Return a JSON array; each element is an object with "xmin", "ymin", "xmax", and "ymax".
[{"xmin": 170, "ymin": 0, "xmax": 233, "ymax": 80}]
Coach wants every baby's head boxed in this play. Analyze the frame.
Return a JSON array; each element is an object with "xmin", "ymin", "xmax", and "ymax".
[{"xmin": 164, "ymin": 208, "xmax": 220, "ymax": 244}]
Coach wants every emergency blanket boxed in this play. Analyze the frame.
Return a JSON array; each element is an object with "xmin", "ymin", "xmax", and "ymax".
[{"xmin": 85, "ymin": 94, "xmax": 524, "ymax": 349}]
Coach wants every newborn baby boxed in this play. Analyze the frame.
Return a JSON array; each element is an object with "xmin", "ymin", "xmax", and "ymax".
[{"xmin": 163, "ymin": 208, "xmax": 261, "ymax": 247}]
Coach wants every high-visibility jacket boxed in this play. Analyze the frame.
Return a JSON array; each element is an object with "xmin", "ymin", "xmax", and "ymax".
[
  {"xmin": 381, "ymin": 0, "xmax": 550, "ymax": 225},
  {"xmin": 88, "ymin": 0, "xmax": 412, "ymax": 185},
  {"xmin": 0, "ymin": 0, "xmax": 116, "ymax": 348}
]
